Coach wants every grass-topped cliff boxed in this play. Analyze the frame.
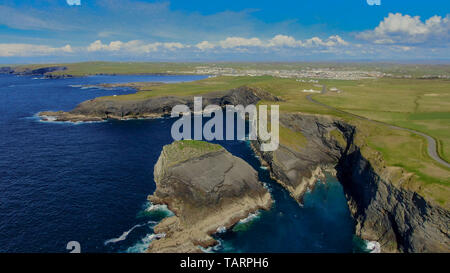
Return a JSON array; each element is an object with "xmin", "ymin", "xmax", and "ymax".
[
  {"xmin": 160, "ymin": 140, "xmax": 224, "ymax": 167},
  {"xmin": 83, "ymin": 75, "xmax": 449, "ymax": 208},
  {"xmin": 150, "ymin": 140, "xmax": 272, "ymax": 252},
  {"xmin": 31, "ymin": 62, "xmax": 449, "ymax": 208},
  {"xmin": 28, "ymin": 62, "xmax": 450, "ymax": 251}
]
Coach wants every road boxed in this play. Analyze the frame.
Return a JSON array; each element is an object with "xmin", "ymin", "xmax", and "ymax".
[{"xmin": 306, "ymin": 94, "xmax": 450, "ymax": 169}]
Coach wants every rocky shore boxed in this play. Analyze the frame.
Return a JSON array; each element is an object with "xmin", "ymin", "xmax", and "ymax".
[
  {"xmin": 147, "ymin": 140, "xmax": 272, "ymax": 253},
  {"xmin": 0, "ymin": 66, "xmax": 69, "ymax": 77},
  {"xmin": 251, "ymin": 112, "xmax": 450, "ymax": 253},
  {"xmin": 38, "ymin": 86, "xmax": 280, "ymax": 122},
  {"xmin": 39, "ymin": 83, "xmax": 450, "ymax": 252}
]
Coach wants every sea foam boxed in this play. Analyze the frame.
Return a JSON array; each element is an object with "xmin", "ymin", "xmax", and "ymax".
[{"xmin": 104, "ymin": 220, "xmax": 158, "ymax": 245}]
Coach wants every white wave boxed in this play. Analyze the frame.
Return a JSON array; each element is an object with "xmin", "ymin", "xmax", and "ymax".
[
  {"xmin": 125, "ymin": 233, "xmax": 166, "ymax": 253},
  {"xmin": 200, "ymin": 238, "xmax": 223, "ymax": 253},
  {"xmin": 35, "ymin": 113, "xmax": 106, "ymax": 125},
  {"xmin": 145, "ymin": 202, "xmax": 174, "ymax": 216},
  {"xmin": 366, "ymin": 241, "xmax": 381, "ymax": 253},
  {"xmin": 104, "ymin": 220, "xmax": 158, "ymax": 245},
  {"xmin": 260, "ymin": 166, "xmax": 268, "ymax": 170},
  {"xmin": 39, "ymin": 115, "xmax": 57, "ymax": 122},
  {"xmin": 216, "ymin": 226, "xmax": 227, "ymax": 233},
  {"xmin": 105, "ymin": 224, "xmax": 144, "ymax": 245},
  {"xmin": 238, "ymin": 211, "xmax": 260, "ymax": 224}
]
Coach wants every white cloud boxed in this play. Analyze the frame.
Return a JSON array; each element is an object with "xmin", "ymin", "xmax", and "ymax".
[
  {"xmin": 87, "ymin": 40, "xmax": 123, "ymax": 52},
  {"xmin": 66, "ymin": 0, "xmax": 81, "ymax": 6},
  {"xmin": 163, "ymin": 42, "xmax": 186, "ymax": 51},
  {"xmin": 268, "ymin": 35, "xmax": 300, "ymax": 47},
  {"xmin": 196, "ymin": 34, "xmax": 349, "ymax": 51},
  {"xmin": 0, "ymin": 34, "xmax": 350, "ymax": 57},
  {"xmin": 196, "ymin": 41, "xmax": 216, "ymax": 51},
  {"xmin": 0, "ymin": 44, "xmax": 72, "ymax": 57},
  {"xmin": 357, "ymin": 13, "xmax": 450, "ymax": 44},
  {"xmin": 302, "ymin": 35, "xmax": 349, "ymax": 48},
  {"xmin": 87, "ymin": 40, "xmax": 187, "ymax": 54},
  {"xmin": 219, "ymin": 37, "xmax": 264, "ymax": 48},
  {"xmin": 85, "ymin": 34, "xmax": 350, "ymax": 55}
]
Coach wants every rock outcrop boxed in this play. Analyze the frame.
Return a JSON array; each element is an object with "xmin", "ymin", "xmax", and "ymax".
[
  {"xmin": 147, "ymin": 140, "xmax": 272, "ymax": 253},
  {"xmin": 38, "ymin": 86, "xmax": 280, "ymax": 122},
  {"xmin": 252, "ymin": 112, "xmax": 450, "ymax": 253},
  {"xmin": 0, "ymin": 67, "xmax": 13, "ymax": 74},
  {"xmin": 1, "ymin": 66, "xmax": 67, "ymax": 76}
]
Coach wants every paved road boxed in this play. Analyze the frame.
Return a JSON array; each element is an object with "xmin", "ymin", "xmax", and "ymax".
[{"xmin": 306, "ymin": 94, "xmax": 450, "ymax": 169}]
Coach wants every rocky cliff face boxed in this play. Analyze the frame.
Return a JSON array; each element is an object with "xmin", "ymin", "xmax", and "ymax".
[
  {"xmin": 39, "ymin": 86, "xmax": 279, "ymax": 122},
  {"xmin": 0, "ymin": 66, "xmax": 67, "ymax": 76},
  {"xmin": 252, "ymin": 112, "xmax": 450, "ymax": 253},
  {"xmin": 338, "ymin": 148, "xmax": 450, "ymax": 252},
  {"xmin": 0, "ymin": 67, "xmax": 13, "ymax": 74},
  {"xmin": 38, "ymin": 83, "xmax": 450, "ymax": 252},
  {"xmin": 147, "ymin": 140, "xmax": 272, "ymax": 253}
]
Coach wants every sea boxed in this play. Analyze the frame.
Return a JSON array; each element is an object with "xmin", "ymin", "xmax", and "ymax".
[{"xmin": 0, "ymin": 73, "xmax": 368, "ymax": 253}]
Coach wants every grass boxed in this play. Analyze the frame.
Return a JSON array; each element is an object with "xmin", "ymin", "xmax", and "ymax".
[
  {"xmin": 11, "ymin": 61, "xmax": 450, "ymax": 78},
  {"xmin": 112, "ymin": 75, "xmax": 450, "ymax": 207},
  {"xmin": 315, "ymin": 78, "xmax": 450, "ymax": 163},
  {"xmin": 163, "ymin": 140, "xmax": 223, "ymax": 167},
  {"xmin": 14, "ymin": 62, "xmax": 448, "ymax": 207},
  {"xmin": 101, "ymin": 76, "xmax": 276, "ymax": 100}
]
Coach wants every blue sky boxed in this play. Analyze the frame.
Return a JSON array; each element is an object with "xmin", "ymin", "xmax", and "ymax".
[{"xmin": 0, "ymin": 0, "xmax": 449, "ymax": 63}]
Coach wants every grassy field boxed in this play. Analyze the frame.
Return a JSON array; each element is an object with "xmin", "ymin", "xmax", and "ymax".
[
  {"xmin": 9, "ymin": 62, "xmax": 449, "ymax": 206},
  {"xmin": 96, "ymin": 75, "xmax": 450, "ymax": 207},
  {"xmin": 8, "ymin": 61, "xmax": 450, "ymax": 77},
  {"xmin": 315, "ymin": 78, "xmax": 450, "ymax": 163},
  {"xmin": 163, "ymin": 140, "xmax": 223, "ymax": 167}
]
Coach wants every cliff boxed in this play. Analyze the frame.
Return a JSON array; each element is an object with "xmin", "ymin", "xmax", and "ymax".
[
  {"xmin": 0, "ymin": 66, "xmax": 67, "ymax": 76},
  {"xmin": 147, "ymin": 140, "xmax": 272, "ymax": 253},
  {"xmin": 38, "ymin": 86, "xmax": 280, "ymax": 122},
  {"xmin": 252, "ymin": 112, "xmax": 450, "ymax": 253},
  {"xmin": 38, "ymin": 82, "xmax": 450, "ymax": 252}
]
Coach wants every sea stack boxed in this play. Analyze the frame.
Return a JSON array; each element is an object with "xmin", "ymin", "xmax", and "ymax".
[{"xmin": 147, "ymin": 140, "xmax": 272, "ymax": 253}]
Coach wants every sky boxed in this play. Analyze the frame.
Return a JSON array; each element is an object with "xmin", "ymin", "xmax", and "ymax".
[{"xmin": 0, "ymin": 0, "xmax": 449, "ymax": 63}]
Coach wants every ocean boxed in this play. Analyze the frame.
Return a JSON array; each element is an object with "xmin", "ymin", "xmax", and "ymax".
[{"xmin": 0, "ymin": 74, "xmax": 364, "ymax": 253}]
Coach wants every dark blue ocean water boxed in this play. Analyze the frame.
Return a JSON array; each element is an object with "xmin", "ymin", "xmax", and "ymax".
[{"xmin": 0, "ymin": 74, "xmax": 359, "ymax": 253}]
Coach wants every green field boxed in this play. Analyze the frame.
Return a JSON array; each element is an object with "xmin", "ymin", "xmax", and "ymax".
[
  {"xmin": 97, "ymin": 75, "xmax": 450, "ymax": 207},
  {"xmin": 11, "ymin": 62, "xmax": 450, "ymax": 207},
  {"xmin": 315, "ymin": 78, "xmax": 450, "ymax": 163},
  {"xmin": 9, "ymin": 61, "xmax": 450, "ymax": 78}
]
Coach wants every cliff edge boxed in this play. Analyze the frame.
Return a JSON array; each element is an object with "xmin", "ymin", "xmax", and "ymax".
[{"xmin": 252, "ymin": 112, "xmax": 450, "ymax": 253}]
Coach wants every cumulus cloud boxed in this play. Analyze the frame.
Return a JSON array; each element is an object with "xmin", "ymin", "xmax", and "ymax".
[
  {"xmin": 268, "ymin": 35, "xmax": 299, "ymax": 47},
  {"xmin": 0, "ymin": 44, "xmax": 73, "ymax": 57},
  {"xmin": 87, "ymin": 40, "xmax": 186, "ymax": 54},
  {"xmin": 218, "ymin": 37, "xmax": 264, "ymax": 48},
  {"xmin": 195, "ymin": 34, "xmax": 349, "ymax": 51},
  {"xmin": 0, "ymin": 34, "xmax": 350, "ymax": 57},
  {"xmin": 357, "ymin": 13, "xmax": 450, "ymax": 44},
  {"xmin": 195, "ymin": 41, "xmax": 216, "ymax": 50}
]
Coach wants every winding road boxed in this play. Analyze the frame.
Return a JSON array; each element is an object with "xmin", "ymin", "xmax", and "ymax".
[{"xmin": 306, "ymin": 94, "xmax": 450, "ymax": 169}]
